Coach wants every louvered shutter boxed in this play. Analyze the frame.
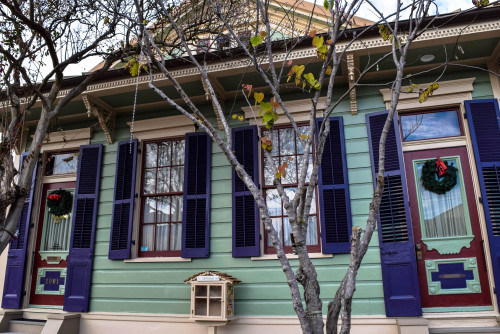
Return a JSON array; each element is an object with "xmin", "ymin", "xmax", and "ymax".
[
  {"xmin": 317, "ymin": 117, "xmax": 352, "ymax": 253},
  {"xmin": 366, "ymin": 110, "xmax": 421, "ymax": 317},
  {"xmin": 2, "ymin": 153, "xmax": 38, "ymax": 309},
  {"xmin": 465, "ymin": 99, "xmax": 500, "ymax": 307},
  {"xmin": 181, "ymin": 132, "xmax": 211, "ymax": 258},
  {"xmin": 232, "ymin": 126, "xmax": 260, "ymax": 257},
  {"xmin": 109, "ymin": 140, "xmax": 138, "ymax": 260},
  {"xmin": 64, "ymin": 144, "xmax": 102, "ymax": 312}
]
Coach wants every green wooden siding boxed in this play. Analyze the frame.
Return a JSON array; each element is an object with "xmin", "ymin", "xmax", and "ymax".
[{"xmin": 86, "ymin": 69, "xmax": 493, "ymax": 316}]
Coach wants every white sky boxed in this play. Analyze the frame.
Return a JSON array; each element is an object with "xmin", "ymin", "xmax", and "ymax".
[{"xmin": 62, "ymin": 0, "xmax": 474, "ymax": 77}]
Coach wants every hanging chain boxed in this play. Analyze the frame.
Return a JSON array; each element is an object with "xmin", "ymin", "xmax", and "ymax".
[{"xmin": 130, "ymin": 41, "xmax": 145, "ymax": 154}]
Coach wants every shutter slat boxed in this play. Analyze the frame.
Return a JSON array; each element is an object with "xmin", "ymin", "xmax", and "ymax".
[
  {"xmin": 465, "ymin": 99, "xmax": 500, "ymax": 308},
  {"xmin": 109, "ymin": 140, "xmax": 138, "ymax": 260},
  {"xmin": 2, "ymin": 153, "xmax": 38, "ymax": 309},
  {"xmin": 232, "ymin": 126, "xmax": 260, "ymax": 257},
  {"xmin": 64, "ymin": 144, "xmax": 102, "ymax": 312},
  {"xmin": 366, "ymin": 110, "xmax": 421, "ymax": 317},
  {"xmin": 317, "ymin": 117, "xmax": 352, "ymax": 254},
  {"xmin": 181, "ymin": 133, "xmax": 211, "ymax": 258}
]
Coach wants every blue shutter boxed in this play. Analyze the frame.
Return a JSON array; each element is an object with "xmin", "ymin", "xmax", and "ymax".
[
  {"xmin": 2, "ymin": 153, "xmax": 38, "ymax": 309},
  {"xmin": 366, "ymin": 110, "xmax": 422, "ymax": 317},
  {"xmin": 232, "ymin": 126, "xmax": 260, "ymax": 257},
  {"xmin": 181, "ymin": 132, "xmax": 211, "ymax": 258},
  {"xmin": 465, "ymin": 99, "xmax": 500, "ymax": 307},
  {"xmin": 317, "ymin": 117, "xmax": 352, "ymax": 253},
  {"xmin": 64, "ymin": 144, "xmax": 102, "ymax": 312},
  {"xmin": 109, "ymin": 140, "xmax": 138, "ymax": 260}
]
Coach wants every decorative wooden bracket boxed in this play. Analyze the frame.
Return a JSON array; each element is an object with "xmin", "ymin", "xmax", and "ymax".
[
  {"xmin": 201, "ymin": 75, "xmax": 226, "ymax": 131},
  {"xmin": 82, "ymin": 94, "xmax": 115, "ymax": 144},
  {"xmin": 346, "ymin": 53, "xmax": 358, "ymax": 115}
]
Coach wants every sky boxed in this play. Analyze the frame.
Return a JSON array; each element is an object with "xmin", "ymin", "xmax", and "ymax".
[{"xmin": 62, "ymin": 0, "xmax": 475, "ymax": 77}]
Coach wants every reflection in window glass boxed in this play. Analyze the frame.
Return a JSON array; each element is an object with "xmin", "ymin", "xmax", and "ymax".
[
  {"xmin": 401, "ymin": 110, "xmax": 461, "ymax": 141},
  {"xmin": 262, "ymin": 125, "xmax": 320, "ymax": 253},
  {"xmin": 140, "ymin": 139, "xmax": 185, "ymax": 256},
  {"xmin": 46, "ymin": 153, "xmax": 78, "ymax": 175}
]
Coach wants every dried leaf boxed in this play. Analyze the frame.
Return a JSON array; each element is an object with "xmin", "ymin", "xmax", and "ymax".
[{"xmin": 308, "ymin": 30, "xmax": 317, "ymax": 38}]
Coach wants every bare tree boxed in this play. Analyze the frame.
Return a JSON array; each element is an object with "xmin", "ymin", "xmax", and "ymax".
[{"xmin": 0, "ymin": 0, "xmax": 144, "ymax": 255}]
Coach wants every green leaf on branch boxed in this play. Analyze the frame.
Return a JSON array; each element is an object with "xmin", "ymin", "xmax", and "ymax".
[
  {"xmin": 323, "ymin": 0, "xmax": 329, "ymax": 9},
  {"xmin": 418, "ymin": 82, "xmax": 439, "ymax": 103},
  {"xmin": 254, "ymin": 92, "xmax": 264, "ymax": 104},
  {"xmin": 303, "ymin": 73, "xmax": 321, "ymax": 90},
  {"xmin": 250, "ymin": 35, "xmax": 263, "ymax": 46}
]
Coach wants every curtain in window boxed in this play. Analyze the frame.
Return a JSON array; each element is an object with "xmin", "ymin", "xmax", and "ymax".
[
  {"xmin": 43, "ymin": 213, "xmax": 72, "ymax": 251},
  {"xmin": 417, "ymin": 162, "xmax": 467, "ymax": 238}
]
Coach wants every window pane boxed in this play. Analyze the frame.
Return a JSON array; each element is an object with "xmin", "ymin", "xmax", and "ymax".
[
  {"xmin": 157, "ymin": 167, "xmax": 171, "ymax": 193},
  {"xmin": 267, "ymin": 218, "xmax": 283, "ymax": 247},
  {"xmin": 171, "ymin": 195, "xmax": 183, "ymax": 222},
  {"xmin": 309, "ymin": 191, "xmax": 317, "ymax": 214},
  {"xmin": 297, "ymin": 126, "xmax": 308, "ymax": 154},
  {"xmin": 297, "ymin": 154, "xmax": 313, "ymax": 181},
  {"xmin": 266, "ymin": 189, "xmax": 281, "ymax": 216},
  {"xmin": 141, "ymin": 225, "xmax": 155, "ymax": 251},
  {"xmin": 283, "ymin": 217, "xmax": 292, "ymax": 246},
  {"xmin": 280, "ymin": 128, "xmax": 295, "ymax": 156},
  {"xmin": 401, "ymin": 110, "xmax": 461, "ymax": 141},
  {"xmin": 264, "ymin": 157, "xmax": 279, "ymax": 186},
  {"xmin": 143, "ymin": 197, "xmax": 156, "ymax": 223},
  {"xmin": 172, "ymin": 140, "xmax": 185, "ymax": 165},
  {"xmin": 158, "ymin": 142, "xmax": 172, "ymax": 166},
  {"xmin": 157, "ymin": 196, "xmax": 170, "ymax": 222},
  {"xmin": 52, "ymin": 153, "xmax": 78, "ymax": 174},
  {"xmin": 170, "ymin": 223, "xmax": 182, "ymax": 250},
  {"xmin": 145, "ymin": 143, "xmax": 157, "ymax": 167},
  {"xmin": 306, "ymin": 216, "xmax": 318, "ymax": 245},
  {"xmin": 143, "ymin": 169, "xmax": 156, "ymax": 194},
  {"xmin": 416, "ymin": 160, "xmax": 467, "ymax": 238},
  {"xmin": 281, "ymin": 158, "xmax": 297, "ymax": 184},
  {"xmin": 156, "ymin": 224, "xmax": 170, "ymax": 251},
  {"xmin": 171, "ymin": 166, "xmax": 184, "ymax": 192}
]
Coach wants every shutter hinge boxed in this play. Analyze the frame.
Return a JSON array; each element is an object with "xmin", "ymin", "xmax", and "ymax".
[
  {"xmin": 494, "ymin": 287, "xmax": 497, "ymax": 295},
  {"xmin": 479, "ymin": 197, "xmax": 483, "ymax": 204},
  {"xmin": 463, "ymin": 113, "xmax": 467, "ymax": 119},
  {"xmin": 22, "ymin": 290, "xmax": 26, "ymax": 296},
  {"xmin": 131, "ymin": 240, "xmax": 135, "ymax": 245},
  {"xmin": 135, "ymin": 193, "xmax": 138, "ymax": 198},
  {"xmin": 137, "ymin": 148, "xmax": 141, "ymax": 154},
  {"xmin": 30, "ymin": 224, "xmax": 34, "ymax": 228}
]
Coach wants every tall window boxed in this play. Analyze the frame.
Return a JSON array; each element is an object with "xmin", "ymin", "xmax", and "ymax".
[
  {"xmin": 262, "ymin": 126, "xmax": 320, "ymax": 254},
  {"xmin": 140, "ymin": 139, "xmax": 185, "ymax": 257}
]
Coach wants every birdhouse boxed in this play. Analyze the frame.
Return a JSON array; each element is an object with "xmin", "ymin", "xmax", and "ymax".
[{"xmin": 184, "ymin": 271, "xmax": 240, "ymax": 323}]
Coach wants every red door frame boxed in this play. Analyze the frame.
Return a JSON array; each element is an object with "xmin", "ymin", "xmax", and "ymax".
[
  {"xmin": 29, "ymin": 181, "xmax": 75, "ymax": 307},
  {"xmin": 404, "ymin": 146, "xmax": 491, "ymax": 308}
]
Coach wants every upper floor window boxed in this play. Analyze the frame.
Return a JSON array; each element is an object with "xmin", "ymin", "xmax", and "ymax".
[
  {"xmin": 400, "ymin": 109, "xmax": 462, "ymax": 141},
  {"xmin": 140, "ymin": 138, "xmax": 185, "ymax": 257},
  {"xmin": 262, "ymin": 126, "xmax": 320, "ymax": 254},
  {"xmin": 45, "ymin": 152, "xmax": 78, "ymax": 175}
]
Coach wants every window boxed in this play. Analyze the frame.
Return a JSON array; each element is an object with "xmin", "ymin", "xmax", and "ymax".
[
  {"xmin": 45, "ymin": 152, "xmax": 78, "ymax": 175},
  {"xmin": 196, "ymin": 39, "xmax": 210, "ymax": 53},
  {"xmin": 140, "ymin": 138, "xmax": 185, "ymax": 257},
  {"xmin": 216, "ymin": 35, "xmax": 230, "ymax": 50},
  {"xmin": 262, "ymin": 125, "xmax": 320, "ymax": 254},
  {"xmin": 400, "ymin": 109, "xmax": 462, "ymax": 141}
]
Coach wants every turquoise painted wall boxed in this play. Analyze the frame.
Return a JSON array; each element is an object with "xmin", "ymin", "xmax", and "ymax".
[{"xmin": 86, "ymin": 69, "xmax": 493, "ymax": 316}]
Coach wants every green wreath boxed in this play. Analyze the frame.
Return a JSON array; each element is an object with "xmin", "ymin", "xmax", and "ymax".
[
  {"xmin": 47, "ymin": 189, "xmax": 73, "ymax": 217},
  {"xmin": 421, "ymin": 159, "xmax": 458, "ymax": 195}
]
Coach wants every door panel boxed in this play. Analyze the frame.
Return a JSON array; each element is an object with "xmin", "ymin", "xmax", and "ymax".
[
  {"xmin": 29, "ymin": 182, "xmax": 75, "ymax": 307},
  {"xmin": 404, "ymin": 147, "xmax": 491, "ymax": 308}
]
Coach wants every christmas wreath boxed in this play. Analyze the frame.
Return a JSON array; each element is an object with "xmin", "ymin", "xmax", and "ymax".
[
  {"xmin": 47, "ymin": 189, "xmax": 73, "ymax": 217},
  {"xmin": 421, "ymin": 158, "xmax": 457, "ymax": 195}
]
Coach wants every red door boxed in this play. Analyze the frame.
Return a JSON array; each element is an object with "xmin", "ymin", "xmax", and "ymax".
[
  {"xmin": 404, "ymin": 147, "xmax": 491, "ymax": 309},
  {"xmin": 29, "ymin": 182, "xmax": 75, "ymax": 307}
]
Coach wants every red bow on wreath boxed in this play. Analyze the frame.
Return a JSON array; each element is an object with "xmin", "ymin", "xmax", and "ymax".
[
  {"xmin": 436, "ymin": 157, "xmax": 447, "ymax": 178},
  {"xmin": 48, "ymin": 194, "xmax": 62, "ymax": 201}
]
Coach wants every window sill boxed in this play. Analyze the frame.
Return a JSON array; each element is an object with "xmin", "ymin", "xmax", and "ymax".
[
  {"xmin": 251, "ymin": 253, "xmax": 333, "ymax": 261},
  {"xmin": 124, "ymin": 257, "xmax": 192, "ymax": 263}
]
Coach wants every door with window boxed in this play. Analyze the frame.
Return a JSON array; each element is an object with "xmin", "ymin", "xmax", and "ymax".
[{"xmin": 404, "ymin": 146, "xmax": 491, "ymax": 309}]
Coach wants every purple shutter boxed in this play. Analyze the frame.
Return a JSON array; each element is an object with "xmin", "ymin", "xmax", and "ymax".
[
  {"xmin": 64, "ymin": 144, "xmax": 102, "ymax": 312},
  {"xmin": 232, "ymin": 126, "xmax": 260, "ymax": 257},
  {"xmin": 317, "ymin": 117, "xmax": 352, "ymax": 253},
  {"xmin": 2, "ymin": 153, "xmax": 38, "ymax": 309},
  {"xmin": 181, "ymin": 132, "xmax": 211, "ymax": 258},
  {"xmin": 109, "ymin": 140, "xmax": 138, "ymax": 260},
  {"xmin": 465, "ymin": 99, "xmax": 500, "ymax": 307},
  {"xmin": 366, "ymin": 110, "xmax": 422, "ymax": 317}
]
